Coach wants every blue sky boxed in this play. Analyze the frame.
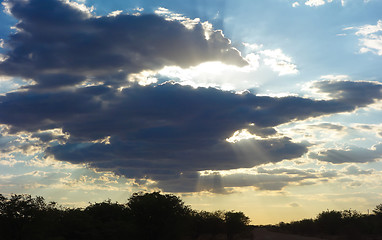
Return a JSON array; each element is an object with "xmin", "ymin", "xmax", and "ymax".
[{"xmin": 0, "ymin": 0, "xmax": 382, "ymax": 224}]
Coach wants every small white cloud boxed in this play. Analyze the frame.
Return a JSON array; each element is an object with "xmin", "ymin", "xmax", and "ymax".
[
  {"xmin": 107, "ymin": 10, "xmax": 123, "ymax": 17},
  {"xmin": 305, "ymin": 0, "xmax": 326, "ymax": 7},
  {"xmin": 261, "ymin": 49, "xmax": 293, "ymax": 64},
  {"xmin": 260, "ymin": 49, "xmax": 298, "ymax": 75},
  {"xmin": 243, "ymin": 42, "xmax": 263, "ymax": 51},
  {"xmin": 304, "ymin": 0, "xmax": 345, "ymax": 7},
  {"xmin": 292, "ymin": 2, "xmax": 300, "ymax": 7},
  {"xmin": 243, "ymin": 43, "xmax": 298, "ymax": 76}
]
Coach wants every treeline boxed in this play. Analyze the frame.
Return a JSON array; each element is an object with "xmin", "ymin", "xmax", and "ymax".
[
  {"xmin": 270, "ymin": 204, "xmax": 382, "ymax": 239},
  {"xmin": 0, "ymin": 192, "xmax": 251, "ymax": 240}
]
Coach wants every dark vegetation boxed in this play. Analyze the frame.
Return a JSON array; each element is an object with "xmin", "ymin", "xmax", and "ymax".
[
  {"xmin": 269, "ymin": 204, "xmax": 382, "ymax": 239},
  {"xmin": 0, "ymin": 192, "xmax": 251, "ymax": 240}
]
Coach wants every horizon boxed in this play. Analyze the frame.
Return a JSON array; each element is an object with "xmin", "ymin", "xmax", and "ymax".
[{"xmin": 1, "ymin": 0, "xmax": 382, "ymax": 225}]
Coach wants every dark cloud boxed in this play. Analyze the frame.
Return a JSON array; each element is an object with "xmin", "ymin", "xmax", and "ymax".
[
  {"xmin": 0, "ymin": 0, "xmax": 246, "ymax": 89},
  {"xmin": 311, "ymin": 144, "xmax": 382, "ymax": 164},
  {"xmin": 1, "ymin": 80, "xmax": 381, "ymax": 191},
  {"xmin": 309, "ymin": 123, "xmax": 345, "ymax": 131},
  {"xmin": 314, "ymin": 80, "xmax": 382, "ymax": 106},
  {"xmin": 290, "ymin": 203, "xmax": 300, "ymax": 207}
]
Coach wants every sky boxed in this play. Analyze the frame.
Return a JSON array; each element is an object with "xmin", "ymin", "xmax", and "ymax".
[{"xmin": 0, "ymin": 0, "xmax": 382, "ymax": 225}]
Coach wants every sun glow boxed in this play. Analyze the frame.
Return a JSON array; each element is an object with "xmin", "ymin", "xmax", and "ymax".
[
  {"xmin": 226, "ymin": 129, "xmax": 259, "ymax": 143},
  {"xmin": 157, "ymin": 61, "xmax": 258, "ymax": 90}
]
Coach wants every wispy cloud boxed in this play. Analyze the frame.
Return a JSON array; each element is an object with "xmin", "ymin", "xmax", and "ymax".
[{"xmin": 345, "ymin": 20, "xmax": 382, "ymax": 56}]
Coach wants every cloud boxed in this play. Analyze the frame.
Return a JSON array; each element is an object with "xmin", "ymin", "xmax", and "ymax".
[
  {"xmin": 305, "ymin": 0, "xmax": 326, "ymax": 7},
  {"xmin": 345, "ymin": 20, "xmax": 382, "ymax": 56},
  {"xmin": 311, "ymin": 80, "xmax": 382, "ymax": 106},
  {"xmin": 292, "ymin": 2, "xmax": 300, "ymax": 7},
  {"xmin": 185, "ymin": 166, "xmax": 339, "ymax": 193},
  {"xmin": 344, "ymin": 165, "xmax": 373, "ymax": 175},
  {"xmin": 1, "ymin": 0, "xmax": 382, "ymax": 193},
  {"xmin": 310, "ymin": 144, "xmax": 382, "ymax": 164},
  {"xmin": 260, "ymin": 49, "xmax": 298, "ymax": 75},
  {"xmin": 1, "ymin": 79, "xmax": 382, "ymax": 191},
  {"xmin": 309, "ymin": 123, "xmax": 345, "ymax": 131},
  {"xmin": 352, "ymin": 124, "xmax": 382, "ymax": 138},
  {"xmin": 290, "ymin": 202, "xmax": 300, "ymax": 207},
  {"xmin": 0, "ymin": 170, "xmax": 69, "ymax": 191},
  {"xmin": 0, "ymin": 0, "xmax": 247, "ymax": 89},
  {"xmin": 242, "ymin": 44, "xmax": 298, "ymax": 76},
  {"xmin": 154, "ymin": 60, "xmax": 260, "ymax": 91},
  {"xmin": 257, "ymin": 167, "xmax": 316, "ymax": 177},
  {"xmin": 303, "ymin": 0, "xmax": 346, "ymax": 7}
]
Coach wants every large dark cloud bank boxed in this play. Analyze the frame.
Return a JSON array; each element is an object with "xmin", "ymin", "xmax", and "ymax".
[{"xmin": 0, "ymin": 0, "xmax": 382, "ymax": 192}]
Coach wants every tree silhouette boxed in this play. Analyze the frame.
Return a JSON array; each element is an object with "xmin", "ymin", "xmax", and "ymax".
[
  {"xmin": 373, "ymin": 204, "xmax": 382, "ymax": 216},
  {"xmin": 190, "ymin": 210, "xmax": 226, "ymax": 236},
  {"xmin": 126, "ymin": 191, "xmax": 192, "ymax": 240},
  {"xmin": 316, "ymin": 210, "xmax": 343, "ymax": 234},
  {"xmin": 225, "ymin": 211, "xmax": 250, "ymax": 239},
  {"xmin": 0, "ymin": 192, "xmax": 251, "ymax": 240}
]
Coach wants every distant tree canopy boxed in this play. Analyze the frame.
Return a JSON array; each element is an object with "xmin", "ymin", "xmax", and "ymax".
[
  {"xmin": 373, "ymin": 203, "xmax": 382, "ymax": 216},
  {"xmin": 273, "ymin": 205, "xmax": 382, "ymax": 238},
  {"xmin": 0, "ymin": 192, "xmax": 251, "ymax": 240}
]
